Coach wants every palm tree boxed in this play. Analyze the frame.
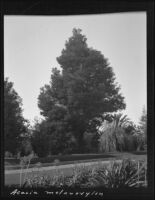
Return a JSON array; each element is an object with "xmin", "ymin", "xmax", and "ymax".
[
  {"xmin": 99, "ymin": 113, "xmax": 133, "ymax": 152},
  {"xmin": 111, "ymin": 113, "xmax": 131, "ymax": 128}
]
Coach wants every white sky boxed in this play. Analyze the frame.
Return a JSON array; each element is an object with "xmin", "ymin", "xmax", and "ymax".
[{"xmin": 4, "ymin": 12, "xmax": 146, "ymax": 125}]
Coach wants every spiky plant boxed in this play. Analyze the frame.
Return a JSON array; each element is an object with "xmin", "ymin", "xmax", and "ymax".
[
  {"xmin": 86, "ymin": 159, "xmax": 147, "ymax": 188},
  {"xmin": 111, "ymin": 113, "xmax": 131, "ymax": 128}
]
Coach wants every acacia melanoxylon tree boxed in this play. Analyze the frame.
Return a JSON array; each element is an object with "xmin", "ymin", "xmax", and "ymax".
[
  {"xmin": 4, "ymin": 78, "xmax": 27, "ymax": 155},
  {"xmin": 38, "ymin": 28, "xmax": 126, "ymax": 153}
]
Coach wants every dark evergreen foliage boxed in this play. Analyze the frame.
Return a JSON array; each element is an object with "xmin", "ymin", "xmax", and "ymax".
[
  {"xmin": 4, "ymin": 78, "xmax": 27, "ymax": 155},
  {"xmin": 37, "ymin": 28, "xmax": 126, "ymax": 154}
]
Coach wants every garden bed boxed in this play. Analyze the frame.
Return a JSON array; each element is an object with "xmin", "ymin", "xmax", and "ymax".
[{"xmin": 6, "ymin": 159, "xmax": 147, "ymax": 189}]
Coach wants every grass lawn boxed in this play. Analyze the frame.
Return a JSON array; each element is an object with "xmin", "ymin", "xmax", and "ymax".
[{"xmin": 5, "ymin": 151, "xmax": 147, "ymax": 170}]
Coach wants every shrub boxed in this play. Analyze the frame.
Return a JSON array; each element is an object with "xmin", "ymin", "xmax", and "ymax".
[
  {"xmin": 5, "ymin": 151, "xmax": 13, "ymax": 158},
  {"xmin": 133, "ymin": 128, "xmax": 146, "ymax": 151},
  {"xmin": 83, "ymin": 132, "xmax": 99, "ymax": 153},
  {"xmin": 123, "ymin": 134, "xmax": 137, "ymax": 151}
]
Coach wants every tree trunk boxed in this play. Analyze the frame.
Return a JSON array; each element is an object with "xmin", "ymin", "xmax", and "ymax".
[{"xmin": 136, "ymin": 144, "xmax": 141, "ymax": 151}]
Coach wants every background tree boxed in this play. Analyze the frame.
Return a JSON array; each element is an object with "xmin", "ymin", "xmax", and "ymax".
[
  {"xmin": 38, "ymin": 28, "xmax": 126, "ymax": 153},
  {"xmin": 31, "ymin": 117, "xmax": 77, "ymax": 156},
  {"xmin": 139, "ymin": 106, "xmax": 147, "ymax": 143},
  {"xmin": 134, "ymin": 106, "xmax": 147, "ymax": 151},
  {"xmin": 31, "ymin": 120, "xmax": 50, "ymax": 157},
  {"xmin": 4, "ymin": 78, "xmax": 27, "ymax": 155}
]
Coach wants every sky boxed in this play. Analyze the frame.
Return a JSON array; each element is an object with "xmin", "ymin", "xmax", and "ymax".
[{"xmin": 4, "ymin": 12, "xmax": 146, "ymax": 125}]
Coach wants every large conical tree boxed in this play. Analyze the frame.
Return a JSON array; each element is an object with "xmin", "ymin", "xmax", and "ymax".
[
  {"xmin": 4, "ymin": 78, "xmax": 27, "ymax": 155},
  {"xmin": 38, "ymin": 28, "xmax": 126, "ymax": 153}
]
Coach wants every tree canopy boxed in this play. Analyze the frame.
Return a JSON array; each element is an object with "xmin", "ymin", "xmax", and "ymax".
[
  {"xmin": 37, "ymin": 28, "xmax": 126, "ymax": 153},
  {"xmin": 4, "ymin": 78, "xmax": 27, "ymax": 154}
]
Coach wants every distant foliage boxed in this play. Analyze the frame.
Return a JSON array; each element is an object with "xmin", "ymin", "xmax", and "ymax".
[
  {"xmin": 83, "ymin": 132, "xmax": 99, "ymax": 153},
  {"xmin": 20, "ymin": 139, "xmax": 33, "ymax": 157},
  {"xmin": 130, "ymin": 107, "xmax": 147, "ymax": 151}
]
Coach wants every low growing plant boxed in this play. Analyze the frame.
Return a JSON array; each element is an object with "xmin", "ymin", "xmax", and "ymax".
[
  {"xmin": 66, "ymin": 165, "xmax": 94, "ymax": 187},
  {"xmin": 25, "ymin": 174, "xmax": 51, "ymax": 188},
  {"xmin": 86, "ymin": 159, "xmax": 147, "ymax": 188},
  {"xmin": 23, "ymin": 159, "xmax": 147, "ymax": 188}
]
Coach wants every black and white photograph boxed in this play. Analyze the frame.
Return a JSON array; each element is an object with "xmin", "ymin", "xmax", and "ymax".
[{"xmin": 1, "ymin": 1, "xmax": 154, "ymax": 199}]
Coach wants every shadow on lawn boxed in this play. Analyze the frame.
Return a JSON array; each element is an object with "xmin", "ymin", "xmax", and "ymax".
[{"xmin": 130, "ymin": 151, "xmax": 147, "ymax": 155}]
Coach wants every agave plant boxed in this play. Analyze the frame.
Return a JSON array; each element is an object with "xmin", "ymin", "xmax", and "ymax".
[{"xmin": 86, "ymin": 159, "xmax": 147, "ymax": 188}]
